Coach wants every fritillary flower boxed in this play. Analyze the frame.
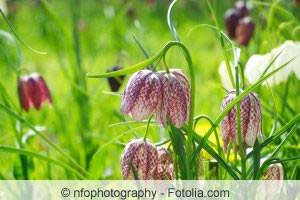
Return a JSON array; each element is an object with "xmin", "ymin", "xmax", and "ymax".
[
  {"xmin": 120, "ymin": 139, "xmax": 158, "ymax": 180},
  {"xmin": 263, "ymin": 164, "xmax": 284, "ymax": 180},
  {"xmin": 220, "ymin": 90, "xmax": 262, "ymax": 152},
  {"xmin": 235, "ymin": 17, "xmax": 255, "ymax": 46},
  {"xmin": 154, "ymin": 147, "xmax": 175, "ymax": 180},
  {"xmin": 162, "ymin": 69, "xmax": 190, "ymax": 128},
  {"xmin": 107, "ymin": 66, "xmax": 125, "ymax": 92},
  {"xmin": 18, "ymin": 73, "xmax": 52, "ymax": 112}
]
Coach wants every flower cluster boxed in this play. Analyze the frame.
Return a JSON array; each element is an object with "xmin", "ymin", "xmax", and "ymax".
[
  {"xmin": 120, "ymin": 139, "xmax": 174, "ymax": 180},
  {"xmin": 121, "ymin": 69, "xmax": 190, "ymax": 128},
  {"xmin": 225, "ymin": 1, "xmax": 255, "ymax": 46},
  {"xmin": 220, "ymin": 90, "xmax": 262, "ymax": 152},
  {"xmin": 18, "ymin": 73, "xmax": 52, "ymax": 112}
]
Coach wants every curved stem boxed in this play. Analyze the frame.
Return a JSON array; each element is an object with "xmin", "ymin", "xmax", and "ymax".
[
  {"xmin": 144, "ymin": 115, "xmax": 153, "ymax": 141},
  {"xmin": 163, "ymin": 42, "xmax": 195, "ymax": 179}
]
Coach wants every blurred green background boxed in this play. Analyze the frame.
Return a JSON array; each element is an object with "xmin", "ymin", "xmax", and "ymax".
[{"xmin": 0, "ymin": 0, "xmax": 299, "ymax": 180}]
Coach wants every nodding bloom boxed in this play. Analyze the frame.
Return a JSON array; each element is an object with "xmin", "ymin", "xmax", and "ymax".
[
  {"xmin": 120, "ymin": 139, "xmax": 158, "ymax": 180},
  {"xmin": 263, "ymin": 164, "xmax": 284, "ymax": 180},
  {"xmin": 162, "ymin": 69, "xmax": 190, "ymax": 129},
  {"xmin": 235, "ymin": 17, "xmax": 255, "ymax": 46},
  {"xmin": 121, "ymin": 69, "xmax": 190, "ymax": 128},
  {"xmin": 220, "ymin": 90, "xmax": 262, "ymax": 152},
  {"xmin": 18, "ymin": 73, "xmax": 52, "ymax": 112},
  {"xmin": 107, "ymin": 66, "xmax": 125, "ymax": 92},
  {"xmin": 154, "ymin": 147, "xmax": 175, "ymax": 180}
]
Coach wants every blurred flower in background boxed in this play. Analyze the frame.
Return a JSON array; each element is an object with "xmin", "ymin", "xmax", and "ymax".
[{"xmin": 245, "ymin": 40, "xmax": 300, "ymax": 86}]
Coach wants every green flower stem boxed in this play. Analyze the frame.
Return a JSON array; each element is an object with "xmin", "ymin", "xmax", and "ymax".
[
  {"xmin": 143, "ymin": 115, "xmax": 153, "ymax": 141},
  {"xmin": 235, "ymin": 66, "xmax": 246, "ymax": 179},
  {"xmin": 163, "ymin": 42, "xmax": 195, "ymax": 180}
]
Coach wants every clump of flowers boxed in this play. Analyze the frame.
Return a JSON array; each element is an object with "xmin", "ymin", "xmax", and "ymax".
[
  {"xmin": 18, "ymin": 73, "xmax": 52, "ymax": 112},
  {"xmin": 220, "ymin": 90, "xmax": 262, "ymax": 152},
  {"xmin": 225, "ymin": 1, "xmax": 255, "ymax": 46},
  {"xmin": 121, "ymin": 69, "xmax": 190, "ymax": 128}
]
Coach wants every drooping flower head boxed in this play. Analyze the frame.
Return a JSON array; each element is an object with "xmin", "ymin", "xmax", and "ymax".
[
  {"xmin": 263, "ymin": 164, "xmax": 284, "ymax": 180},
  {"xmin": 121, "ymin": 69, "xmax": 168, "ymax": 125},
  {"xmin": 220, "ymin": 90, "xmax": 262, "ymax": 152},
  {"xmin": 235, "ymin": 16, "xmax": 255, "ymax": 46},
  {"xmin": 18, "ymin": 73, "xmax": 52, "ymax": 112},
  {"xmin": 120, "ymin": 139, "xmax": 158, "ymax": 180},
  {"xmin": 162, "ymin": 69, "xmax": 190, "ymax": 128},
  {"xmin": 154, "ymin": 147, "xmax": 175, "ymax": 180},
  {"xmin": 107, "ymin": 66, "xmax": 125, "ymax": 92},
  {"xmin": 121, "ymin": 69, "xmax": 190, "ymax": 128}
]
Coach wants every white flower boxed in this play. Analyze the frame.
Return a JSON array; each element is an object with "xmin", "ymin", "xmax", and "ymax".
[
  {"xmin": 245, "ymin": 40, "xmax": 300, "ymax": 86},
  {"xmin": 218, "ymin": 61, "xmax": 241, "ymax": 91}
]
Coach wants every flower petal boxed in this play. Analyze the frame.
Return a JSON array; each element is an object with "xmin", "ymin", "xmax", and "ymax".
[
  {"xmin": 26, "ymin": 76, "xmax": 42, "ymax": 110},
  {"xmin": 154, "ymin": 73, "xmax": 169, "ymax": 127}
]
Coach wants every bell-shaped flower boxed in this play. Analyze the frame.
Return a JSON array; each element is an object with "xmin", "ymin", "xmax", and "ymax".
[
  {"xmin": 220, "ymin": 90, "xmax": 262, "ymax": 152},
  {"xmin": 121, "ymin": 69, "xmax": 166, "ymax": 122},
  {"xmin": 120, "ymin": 139, "xmax": 158, "ymax": 180},
  {"xmin": 18, "ymin": 73, "xmax": 52, "ymax": 112},
  {"xmin": 154, "ymin": 147, "xmax": 175, "ymax": 180},
  {"xmin": 235, "ymin": 16, "xmax": 255, "ymax": 46},
  {"xmin": 245, "ymin": 40, "xmax": 300, "ymax": 86},
  {"xmin": 162, "ymin": 69, "xmax": 190, "ymax": 128},
  {"xmin": 263, "ymin": 164, "xmax": 284, "ymax": 180}
]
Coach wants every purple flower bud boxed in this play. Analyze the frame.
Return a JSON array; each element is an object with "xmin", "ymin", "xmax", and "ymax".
[
  {"xmin": 154, "ymin": 147, "xmax": 175, "ymax": 180},
  {"xmin": 235, "ymin": 1, "xmax": 248, "ymax": 18},
  {"xmin": 120, "ymin": 139, "xmax": 158, "ymax": 180},
  {"xmin": 220, "ymin": 90, "xmax": 262, "ymax": 152},
  {"xmin": 164, "ymin": 70, "xmax": 190, "ymax": 128},
  {"xmin": 225, "ymin": 9, "xmax": 240, "ymax": 39},
  {"xmin": 235, "ymin": 17, "xmax": 255, "ymax": 46},
  {"xmin": 263, "ymin": 164, "xmax": 284, "ymax": 180},
  {"xmin": 107, "ymin": 66, "xmax": 125, "ymax": 92},
  {"xmin": 17, "ymin": 73, "xmax": 52, "ymax": 112}
]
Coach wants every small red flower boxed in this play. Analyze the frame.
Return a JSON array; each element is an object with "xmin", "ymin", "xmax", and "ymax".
[
  {"xmin": 225, "ymin": 9, "xmax": 240, "ymax": 39},
  {"xmin": 220, "ymin": 90, "xmax": 262, "ymax": 152},
  {"xmin": 18, "ymin": 73, "xmax": 52, "ymax": 112},
  {"xmin": 120, "ymin": 139, "xmax": 158, "ymax": 180}
]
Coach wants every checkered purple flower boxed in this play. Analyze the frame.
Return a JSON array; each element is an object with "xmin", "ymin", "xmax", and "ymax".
[
  {"xmin": 154, "ymin": 147, "xmax": 175, "ymax": 180},
  {"xmin": 220, "ymin": 90, "xmax": 262, "ymax": 152},
  {"xmin": 263, "ymin": 164, "xmax": 284, "ymax": 180},
  {"xmin": 120, "ymin": 139, "xmax": 158, "ymax": 180}
]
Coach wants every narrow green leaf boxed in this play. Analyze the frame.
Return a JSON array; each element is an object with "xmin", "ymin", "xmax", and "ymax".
[
  {"xmin": 0, "ymin": 145, "xmax": 85, "ymax": 179},
  {"xmin": 132, "ymin": 35, "xmax": 155, "ymax": 69},
  {"xmin": 253, "ymin": 140, "xmax": 261, "ymax": 179}
]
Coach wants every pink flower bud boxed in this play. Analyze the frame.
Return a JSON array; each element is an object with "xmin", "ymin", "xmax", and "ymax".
[
  {"xmin": 120, "ymin": 139, "xmax": 158, "ymax": 180},
  {"xmin": 220, "ymin": 90, "xmax": 262, "ymax": 152},
  {"xmin": 235, "ymin": 17, "xmax": 255, "ymax": 46},
  {"xmin": 154, "ymin": 147, "xmax": 175, "ymax": 180},
  {"xmin": 164, "ymin": 70, "xmax": 190, "ymax": 128},
  {"xmin": 17, "ymin": 73, "xmax": 52, "ymax": 112},
  {"xmin": 263, "ymin": 164, "xmax": 284, "ymax": 180}
]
